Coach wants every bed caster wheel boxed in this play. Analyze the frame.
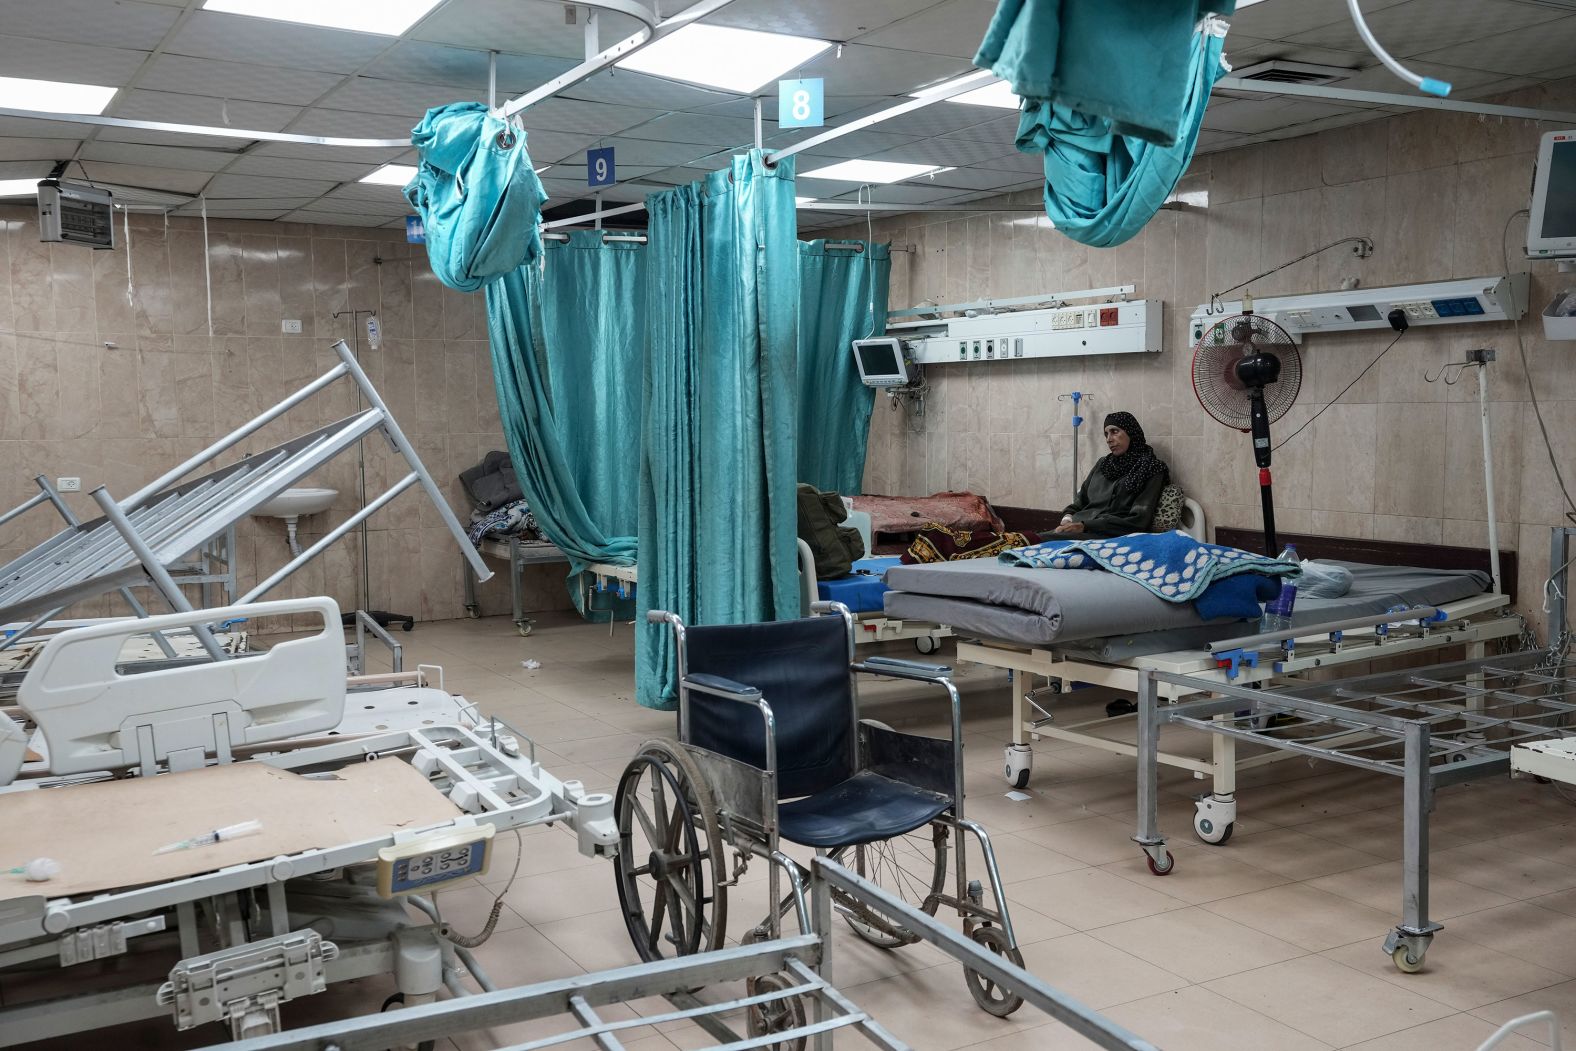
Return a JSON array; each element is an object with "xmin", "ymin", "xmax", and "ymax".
[
  {"xmin": 515, "ymin": 620, "xmax": 533, "ymax": 637},
  {"xmin": 1003, "ymin": 744, "xmax": 1032, "ymax": 789},
  {"xmin": 380, "ymin": 994, "xmax": 436, "ymax": 1051},
  {"xmin": 1145, "ymin": 850, "xmax": 1175, "ymax": 876},
  {"xmin": 915, "ymin": 635, "xmax": 939, "ymax": 655},
  {"xmin": 399, "ymin": 617, "xmax": 414, "ymax": 632},
  {"xmin": 1193, "ymin": 795, "xmax": 1236, "ymax": 846},
  {"xmin": 464, "ymin": 604, "xmax": 480, "ymax": 619},
  {"xmin": 963, "ymin": 924, "xmax": 1025, "ymax": 1017},
  {"xmin": 746, "ymin": 972, "xmax": 808, "ymax": 1050},
  {"xmin": 1391, "ymin": 945, "xmax": 1425, "ymax": 973}
]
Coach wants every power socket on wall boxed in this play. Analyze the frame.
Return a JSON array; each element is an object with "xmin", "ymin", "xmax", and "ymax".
[{"xmin": 57, "ymin": 477, "xmax": 80, "ymax": 492}]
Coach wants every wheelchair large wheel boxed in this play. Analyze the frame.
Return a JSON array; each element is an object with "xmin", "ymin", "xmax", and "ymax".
[
  {"xmin": 614, "ymin": 740, "xmax": 728, "ymax": 961},
  {"xmin": 832, "ymin": 822, "xmax": 948, "ymax": 949}
]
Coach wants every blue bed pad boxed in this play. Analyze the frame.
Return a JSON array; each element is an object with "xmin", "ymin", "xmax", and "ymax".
[{"xmin": 817, "ymin": 556, "xmax": 903, "ymax": 614}]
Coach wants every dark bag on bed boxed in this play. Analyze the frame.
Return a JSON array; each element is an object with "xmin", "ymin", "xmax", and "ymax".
[
  {"xmin": 797, "ymin": 484, "xmax": 865, "ymax": 580},
  {"xmin": 459, "ymin": 451, "xmax": 524, "ymax": 512}
]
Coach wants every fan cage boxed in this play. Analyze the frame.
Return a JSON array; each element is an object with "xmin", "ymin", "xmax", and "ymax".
[{"xmin": 1191, "ymin": 313, "xmax": 1302, "ymax": 430}]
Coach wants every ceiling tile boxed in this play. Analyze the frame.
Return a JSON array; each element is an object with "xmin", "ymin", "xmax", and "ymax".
[
  {"xmin": 362, "ymin": 42, "xmax": 577, "ymax": 93},
  {"xmin": 856, "ymin": 0, "xmax": 998, "ymax": 60},
  {"xmin": 79, "ymin": 139, "xmax": 239, "ymax": 172},
  {"xmin": 516, "ymin": 129, "xmax": 604, "ymax": 165},
  {"xmin": 284, "ymin": 209, "xmax": 394, "ymax": 226},
  {"xmin": 561, "ymin": 70, "xmax": 743, "ymax": 112},
  {"xmin": 940, "ymin": 113, "xmax": 1022, "ymax": 143},
  {"xmin": 1203, "ymin": 98, "xmax": 1357, "ymax": 135},
  {"xmin": 697, "ymin": 93, "xmax": 893, "ymax": 120},
  {"xmin": 0, "ymin": 34, "xmax": 150, "ymax": 87},
  {"xmin": 112, "ymin": 89, "xmax": 302, "ymax": 132},
  {"xmin": 708, "ymin": 0, "xmax": 931, "ymax": 42},
  {"xmin": 179, "ymin": 196, "xmax": 317, "ymax": 210},
  {"xmin": 922, "ymin": 167, "xmax": 1038, "ymax": 192},
  {"xmin": 0, "ymin": 0, "xmax": 180, "ymax": 50},
  {"xmin": 225, "ymin": 153, "xmax": 384, "ymax": 182},
  {"xmin": 1287, "ymin": 0, "xmax": 1562, "ymax": 58},
  {"xmin": 179, "ymin": 207, "xmax": 292, "ymax": 219},
  {"xmin": 826, "ymin": 182, "xmax": 967, "ymax": 205},
  {"xmin": 0, "ymin": 160, "xmax": 57, "ymax": 179},
  {"xmin": 516, "ymin": 98, "xmax": 666, "ymax": 138},
  {"xmin": 863, "ymin": 103, "xmax": 1016, "ymax": 139},
  {"xmin": 793, "ymin": 44, "xmax": 972, "ymax": 97},
  {"xmin": 977, "ymin": 150, "xmax": 1044, "ymax": 174},
  {"xmin": 73, "ymin": 160, "xmax": 211, "ymax": 194},
  {"xmin": 298, "ymin": 192, "xmax": 404, "ymax": 216},
  {"xmin": 619, "ymin": 112, "xmax": 763, "ymax": 149},
  {"xmin": 0, "ymin": 116, "xmax": 103, "ymax": 140},
  {"xmin": 316, "ymin": 78, "xmax": 463, "ymax": 118},
  {"xmin": 250, "ymin": 141, "xmax": 406, "ymax": 164},
  {"xmin": 0, "ymin": 138, "xmax": 83, "ymax": 162},
  {"xmin": 1418, "ymin": 20, "xmax": 1576, "ymax": 77},
  {"xmin": 139, "ymin": 54, "xmax": 345, "ymax": 106},
  {"xmin": 163, "ymin": 10, "xmax": 389, "ymax": 74},
  {"xmin": 766, "ymin": 126, "xmax": 922, "ymax": 159},
  {"xmin": 1223, "ymin": 0, "xmax": 1408, "ymax": 41},
  {"xmin": 412, "ymin": 0, "xmax": 647, "ymax": 60},
  {"xmin": 591, "ymin": 138, "xmax": 723, "ymax": 168},
  {"xmin": 871, "ymin": 137, "xmax": 1022, "ymax": 167},
  {"xmin": 287, "ymin": 109, "xmax": 418, "ymax": 140},
  {"xmin": 206, "ymin": 173, "xmax": 341, "ymax": 198}
]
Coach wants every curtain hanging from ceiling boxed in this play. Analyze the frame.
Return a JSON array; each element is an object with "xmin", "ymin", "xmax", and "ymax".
[
  {"xmin": 637, "ymin": 151, "xmax": 802, "ymax": 710},
  {"xmin": 796, "ymin": 240, "xmax": 891, "ymax": 496},
  {"xmin": 975, "ymin": 6, "xmax": 1231, "ymax": 248},
  {"xmin": 484, "ymin": 256, "xmax": 638, "ymax": 588},
  {"xmin": 405, "ymin": 102, "xmax": 548, "ymax": 292}
]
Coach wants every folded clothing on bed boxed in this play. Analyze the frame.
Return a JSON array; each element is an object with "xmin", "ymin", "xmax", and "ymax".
[
  {"xmin": 1000, "ymin": 530, "xmax": 1297, "ymax": 603},
  {"xmin": 852, "ymin": 491, "xmax": 1003, "ymax": 537},
  {"xmin": 467, "ymin": 498, "xmax": 542, "ymax": 546},
  {"xmin": 903, "ymin": 524, "xmax": 1043, "ymax": 564}
]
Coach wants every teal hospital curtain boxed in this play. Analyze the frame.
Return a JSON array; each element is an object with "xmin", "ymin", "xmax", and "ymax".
[
  {"xmin": 637, "ymin": 151, "xmax": 801, "ymax": 710},
  {"xmin": 797, "ymin": 240, "xmax": 891, "ymax": 495},
  {"xmin": 976, "ymin": 5, "xmax": 1230, "ymax": 247},
  {"xmin": 484, "ymin": 260, "xmax": 638, "ymax": 586}
]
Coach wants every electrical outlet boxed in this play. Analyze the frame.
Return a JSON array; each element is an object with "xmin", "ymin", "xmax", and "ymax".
[
  {"xmin": 280, "ymin": 319, "xmax": 303, "ymax": 334},
  {"xmin": 57, "ymin": 477, "xmax": 80, "ymax": 492}
]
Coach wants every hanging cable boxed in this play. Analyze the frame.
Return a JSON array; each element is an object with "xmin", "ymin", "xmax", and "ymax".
[
  {"xmin": 122, "ymin": 206, "xmax": 134, "ymax": 308},
  {"xmin": 1347, "ymin": 0, "xmax": 1451, "ymax": 97},
  {"xmin": 1273, "ymin": 327, "xmax": 1406, "ymax": 450},
  {"xmin": 1206, "ymin": 236, "xmax": 1374, "ymax": 314}
]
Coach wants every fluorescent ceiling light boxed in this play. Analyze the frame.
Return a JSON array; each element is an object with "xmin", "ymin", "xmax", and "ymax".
[
  {"xmin": 203, "ymin": 0, "xmax": 443, "ymax": 35},
  {"xmin": 360, "ymin": 164, "xmax": 418, "ymax": 186},
  {"xmin": 616, "ymin": 25, "xmax": 831, "ymax": 93},
  {"xmin": 0, "ymin": 178, "xmax": 40, "ymax": 198},
  {"xmin": 795, "ymin": 197, "xmax": 817, "ymax": 205},
  {"xmin": 910, "ymin": 77, "xmax": 1019, "ymax": 110},
  {"xmin": 0, "ymin": 76, "xmax": 117, "ymax": 115},
  {"xmin": 801, "ymin": 160, "xmax": 947, "ymax": 184}
]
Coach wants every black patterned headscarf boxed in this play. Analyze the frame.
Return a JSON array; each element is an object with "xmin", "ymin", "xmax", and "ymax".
[{"xmin": 1098, "ymin": 411, "xmax": 1168, "ymax": 495}]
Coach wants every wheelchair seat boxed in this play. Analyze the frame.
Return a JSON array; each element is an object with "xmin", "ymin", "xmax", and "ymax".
[{"xmin": 777, "ymin": 770, "xmax": 952, "ymax": 849}]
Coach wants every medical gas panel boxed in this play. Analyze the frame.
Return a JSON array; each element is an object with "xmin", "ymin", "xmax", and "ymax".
[{"xmin": 888, "ymin": 299, "xmax": 1161, "ymax": 365}]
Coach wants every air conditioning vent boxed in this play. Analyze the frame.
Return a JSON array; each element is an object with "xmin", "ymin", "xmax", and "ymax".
[{"xmin": 1230, "ymin": 60, "xmax": 1355, "ymax": 86}]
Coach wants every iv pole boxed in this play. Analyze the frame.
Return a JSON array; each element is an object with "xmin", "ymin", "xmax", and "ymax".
[{"xmin": 332, "ymin": 306, "xmax": 414, "ymax": 631}]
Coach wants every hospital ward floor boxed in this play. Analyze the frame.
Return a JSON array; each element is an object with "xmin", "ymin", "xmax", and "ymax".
[{"xmin": 37, "ymin": 615, "xmax": 1576, "ymax": 1051}]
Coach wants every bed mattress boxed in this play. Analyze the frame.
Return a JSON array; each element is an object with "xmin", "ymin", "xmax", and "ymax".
[{"xmin": 881, "ymin": 559, "xmax": 1492, "ymax": 652}]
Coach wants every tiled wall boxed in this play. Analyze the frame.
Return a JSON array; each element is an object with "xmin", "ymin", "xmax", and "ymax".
[
  {"xmin": 849, "ymin": 78, "xmax": 1576, "ymax": 636},
  {"xmin": 0, "ymin": 206, "xmax": 572, "ymax": 626}
]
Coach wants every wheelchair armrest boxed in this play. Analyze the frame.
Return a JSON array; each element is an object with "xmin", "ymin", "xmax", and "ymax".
[
  {"xmin": 853, "ymin": 657, "xmax": 953, "ymax": 681},
  {"xmin": 682, "ymin": 673, "xmax": 762, "ymax": 701}
]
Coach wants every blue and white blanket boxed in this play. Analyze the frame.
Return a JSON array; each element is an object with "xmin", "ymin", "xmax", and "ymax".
[{"xmin": 1000, "ymin": 531, "xmax": 1297, "ymax": 604}]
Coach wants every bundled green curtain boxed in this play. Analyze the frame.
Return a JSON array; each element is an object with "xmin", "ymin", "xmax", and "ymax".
[
  {"xmin": 637, "ymin": 151, "xmax": 801, "ymax": 710},
  {"xmin": 484, "ymin": 260, "xmax": 638, "ymax": 584},
  {"xmin": 797, "ymin": 241, "xmax": 890, "ymax": 496},
  {"xmin": 976, "ymin": 5, "xmax": 1230, "ymax": 248}
]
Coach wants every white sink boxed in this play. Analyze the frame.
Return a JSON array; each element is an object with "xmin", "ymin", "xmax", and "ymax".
[{"xmin": 256, "ymin": 487, "xmax": 338, "ymax": 518}]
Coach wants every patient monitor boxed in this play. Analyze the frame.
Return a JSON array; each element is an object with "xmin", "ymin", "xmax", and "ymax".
[
  {"xmin": 1528, "ymin": 129, "xmax": 1576, "ymax": 261},
  {"xmin": 852, "ymin": 337, "xmax": 914, "ymax": 387}
]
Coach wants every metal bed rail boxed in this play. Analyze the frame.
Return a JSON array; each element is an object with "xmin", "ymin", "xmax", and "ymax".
[
  {"xmin": 202, "ymin": 857, "xmax": 1160, "ymax": 1051},
  {"xmin": 1132, "ymin": 649, "xmax": 1576, "ymax": 972}
]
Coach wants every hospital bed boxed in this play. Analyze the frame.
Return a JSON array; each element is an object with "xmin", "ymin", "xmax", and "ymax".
[
  {"xmin": 881, "ymin": 531, "xmax": 1522, "ymax": 842},
  {"xmin": 462, "ymin": 535, "xmax": 570, "ymax": 636},
  {"xmin": 0, "ymin": 597, "xmax": 615, "ymax": 1046}
]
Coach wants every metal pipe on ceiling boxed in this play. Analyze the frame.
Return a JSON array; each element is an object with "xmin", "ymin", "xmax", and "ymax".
[
  {"xmin": 1213, "ymin": 77, "xmax": 1576, "ymax": 124},
  {"xmin": 765, "ymin": 70, "xmax": 998, "ymax": 164}
]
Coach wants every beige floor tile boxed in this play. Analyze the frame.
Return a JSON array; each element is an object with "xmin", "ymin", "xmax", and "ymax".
[
  {"xmin": 1205, "ymin": 955, "xmax": 1454, "ymax": 1046},
  {"xmin": 1100, "ymin": 843, "xmax": 1292, "ymax": 905},
  {"xmin": 1202, "ymin": 883, "xmax": 1398, "ymax": 952},
  {"xmin": 502, "ymin": 864, "xmax": 633, "ymax": 926},
  {"xmin": 1343, "ymin": 1014, "xmax": 1546, "ymax": 1051},
  {"xmin": 1089, "ymin": 906, "xmax": 1308, "ymax": 982},
  {"xmin": 1321, "ymin": 935, "xmax": 1571, "ymax": 1011},
  {"xmin": 836, "ymin": 960, "xmax": 1042, "ymax": 1051},
  {"xmin": 1471, "ymin": 978, "xmax": 1576, "ymax": 1047},
  {"xmin": 1431, "ymin": 840, "xmax": 1576, "ymax": 899},
  {"xmin": 536, "ymin": 907, "xmax": 646, "ymax": 973},
  {"xmin": 1225, "ymin": 825, "xmax": 1387, "ymax": 881},
  {"xmin": 1016, "ymin": 814, "xmax": 1146, "ymax": 865},
  {"xmin": 963, "ymin": 830, "xmax": 1087, "ymax": 886},
  {"xmin": 1009, "ymin": 866, "xmax": 1187, "ymax": 932},
  {"xmin": 1014, "ymin": 932, "xmax": 1189, "ymax": 1010},
  {"xmin": 1447, "ymin": 902, "xmax": 1576, "ymax": 975},
  {"xmin": 1308, "ymin": 860, "xmax": 1518, "ymax": 921},
  {"xmin": 1097, "ymin": 985, "xmax": 1334, "ymax": 1050}
]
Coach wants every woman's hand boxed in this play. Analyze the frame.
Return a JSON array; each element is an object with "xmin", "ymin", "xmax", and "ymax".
[{"xmin": 1053, "ymin": 521, "xmax": 1084, "ymax": 535}]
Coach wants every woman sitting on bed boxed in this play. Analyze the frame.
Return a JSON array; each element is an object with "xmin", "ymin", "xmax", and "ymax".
[{"xmin": 1054, "ymin": 411, "xmax": 1168, "ymax": 538}]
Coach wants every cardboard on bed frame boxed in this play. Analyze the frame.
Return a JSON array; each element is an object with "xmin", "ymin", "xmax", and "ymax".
[{"xmin": 1214, "ymin": 527, "xmax": 1517, "ymax": 604}]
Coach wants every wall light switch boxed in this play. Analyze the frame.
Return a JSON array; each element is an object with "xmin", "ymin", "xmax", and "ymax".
[
  {"xmin": 57, "ymin": 477, "xmax": 81, "ymax": 492},
  {"xmin": 281, "ymin": 319, "xmax": 303, "ymax": 334}
]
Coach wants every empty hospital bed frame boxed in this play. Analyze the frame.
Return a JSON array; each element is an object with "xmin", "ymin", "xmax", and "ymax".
[{"xmin": 0, "ymin": 598, "xmax": 615, "ymax": 1046}]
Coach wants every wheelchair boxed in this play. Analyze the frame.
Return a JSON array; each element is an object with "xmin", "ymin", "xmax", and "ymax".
[{"xmin": 612, "ymin": 601, "xmax": 1025, "ymax": 1041}]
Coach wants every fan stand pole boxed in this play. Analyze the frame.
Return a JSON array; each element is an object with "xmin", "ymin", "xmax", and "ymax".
[{"xmin": 1258, "ymin": 468, "xmax": 1278, "ymax": 557}]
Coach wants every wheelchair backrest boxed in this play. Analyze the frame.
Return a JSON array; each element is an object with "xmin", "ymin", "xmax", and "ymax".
[{"xmin": 683, "ymin": 615, "xmax": 853, "ymax": 800}]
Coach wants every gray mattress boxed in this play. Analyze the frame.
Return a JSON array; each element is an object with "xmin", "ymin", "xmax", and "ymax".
[{"xmin": 881, "ymin": 559, "xmax": 1492, "ymax": 655}]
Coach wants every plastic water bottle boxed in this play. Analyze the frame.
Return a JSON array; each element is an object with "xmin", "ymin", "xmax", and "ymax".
[{"xmin": 1258, "ymin": 544, "xmax": 1300, "ymax": 634}]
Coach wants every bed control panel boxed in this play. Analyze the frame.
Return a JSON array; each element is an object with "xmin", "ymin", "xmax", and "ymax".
[{"xmin": 377, "ymin": 824, "xmax": 494, "ymax": 897}]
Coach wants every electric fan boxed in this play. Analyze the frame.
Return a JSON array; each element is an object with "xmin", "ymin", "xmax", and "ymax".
[{"xmin": 1191, "ymin": 296, "xmax": 1303, "ymax": 556}]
